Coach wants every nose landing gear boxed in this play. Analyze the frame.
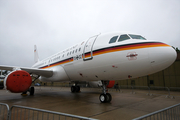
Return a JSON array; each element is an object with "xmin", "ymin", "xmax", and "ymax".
[{"xmin": 99, "ymin": 81, "xmax": 112, "ymax": 103}]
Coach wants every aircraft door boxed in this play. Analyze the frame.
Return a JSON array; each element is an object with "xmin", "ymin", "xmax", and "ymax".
[{"xmin": 83, "ymin": 35, "xmax": 98, "ymax": 61}]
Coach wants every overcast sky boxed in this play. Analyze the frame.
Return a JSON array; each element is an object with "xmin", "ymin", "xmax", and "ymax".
[{"xmin": 0, "ymin": 0, "xmax": 180, "ymax": 67}]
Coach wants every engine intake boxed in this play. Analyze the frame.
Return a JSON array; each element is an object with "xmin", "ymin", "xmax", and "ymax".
[{"xmin": 4, "ymin": 70, "xmax": 32, "ymax": 93}]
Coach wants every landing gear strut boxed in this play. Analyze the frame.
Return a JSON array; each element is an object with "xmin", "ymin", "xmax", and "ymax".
[{"xmin": 99, "ymin": 81, "xmax": 112, "ymax": 103}]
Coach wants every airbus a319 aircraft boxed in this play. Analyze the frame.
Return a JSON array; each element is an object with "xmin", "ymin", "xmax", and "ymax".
[{"xmin": 0, "ymin": 32, "xmax": 177, "ymax": 103}]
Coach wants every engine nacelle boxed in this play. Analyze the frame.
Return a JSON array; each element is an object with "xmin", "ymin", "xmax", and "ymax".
[
  {"xmin": 88, "ymin": 80, "xmax": 115, "ymax": 88},
  {"xmin": 4, "ymin": 70, "xmax": 32, "ymax": 93}
]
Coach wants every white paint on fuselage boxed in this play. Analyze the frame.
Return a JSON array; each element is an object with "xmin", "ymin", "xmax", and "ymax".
[{"xmin": 32, "ymin": 32, "xmax": 177, "ymax": 82}]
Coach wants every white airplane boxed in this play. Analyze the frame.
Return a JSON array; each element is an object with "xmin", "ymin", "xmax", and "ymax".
[{"xmin": 0, "ymin": 32, "xmax": 177, "ymax": 103}]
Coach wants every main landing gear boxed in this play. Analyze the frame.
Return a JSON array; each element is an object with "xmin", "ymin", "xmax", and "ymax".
[
  {"xmin": 21, "ymin": 86, "xmax": 34, "ymax": 96},
  {"xmin": 70, "ymin": 81, "xmax": 112, "ymax": 103},
  {"xmin": 21, "ymin": 75, "xmax": 39, "ymax": 96},
  {"xmin": 99, "ymin": 81, "xmax": 112, "ymax": 103},
  {"xmin": 71, "ymin": 86, "xmax": 80, "ymax": 92},
  {"xmin": 29, "ymin": 86, "xmax": 35, "ymax": 95},
  {"xmin": 71, "ymin": 82, "xmax": 80, "ymax": 93}
]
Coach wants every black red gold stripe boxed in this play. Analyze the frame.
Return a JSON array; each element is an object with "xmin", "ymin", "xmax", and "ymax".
[
  {"xmin": 40, "ymin": 42, "xmax": 170, "ymax": 68},
  {"xmin": 40, "ymin": 57, "xmax": 73, "ymax": 69},
  {"xmin": 84, "ymin": 42, "xmax": 170, "ymax": 58}
]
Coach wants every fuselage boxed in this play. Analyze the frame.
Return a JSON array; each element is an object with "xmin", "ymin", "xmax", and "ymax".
[{"xmin": 32, "ymin": 32, "xmax": 177, "ymax": 82}]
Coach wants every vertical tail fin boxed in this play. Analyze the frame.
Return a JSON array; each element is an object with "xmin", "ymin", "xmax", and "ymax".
[{"xmin": 34, "ymin": 45, "xmax": 40, "ymax": 63}]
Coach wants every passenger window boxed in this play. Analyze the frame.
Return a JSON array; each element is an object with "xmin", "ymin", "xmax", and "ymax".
[
  {"xmin": 118, "ymin": 34, "xmax": 130, "ymax": 42},
  {"xmin": 79, "ymin": 48, "xmax": 81, "ymax": 51},
  {"xmin": 75, "ymin": 49, "xmax": 78, "ymax": 53},
  {"xmin": 109, "ymin": 36, "xmax": 118, "ymax": 44}
]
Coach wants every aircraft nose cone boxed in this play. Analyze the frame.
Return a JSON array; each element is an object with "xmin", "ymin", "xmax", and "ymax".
[{"xmin": 149, "ymin": 43, "xmax": 177, "ymax": 73}]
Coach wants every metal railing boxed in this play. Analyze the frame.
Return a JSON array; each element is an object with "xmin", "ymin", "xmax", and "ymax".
[
  {"xmin": 9, "ymin": 105, "xmax": 96, "ymax": 120},
  {"xmin": 0, "ymin": 103, "xmax": 9, "ymax": 120},
  {"xmin": 0, "ymin": 103, "xmax": 96, "ymax": 120},
  {"xmin": 132, "ymin": 103, "xmax": 180, "ymax": 120}
]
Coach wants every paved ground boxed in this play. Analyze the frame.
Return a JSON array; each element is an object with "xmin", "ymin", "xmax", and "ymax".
[{"xmin": 0, "ymin": 86, "xmax": 180, "ymax": 120}]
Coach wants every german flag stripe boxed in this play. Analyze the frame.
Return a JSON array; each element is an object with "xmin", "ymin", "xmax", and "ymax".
[
  {"xmin": 40, "ymin": 42, "xmax": 170, "ymax": 68},
  {"xmin": 85, "ymin": 53, "xmax": 91, "ymax": 58},
  {"xmin": 40, "ymin": 57, "xmax": 73, "ymax": 69},
  {"xmin": 84, "ymin": 42, "xmax": 170, "ymax": 58}
]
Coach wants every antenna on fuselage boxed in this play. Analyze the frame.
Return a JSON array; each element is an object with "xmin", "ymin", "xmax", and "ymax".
[{"xmin": 34, "ymin": 45, "xmax": 40, "ymax": 63}]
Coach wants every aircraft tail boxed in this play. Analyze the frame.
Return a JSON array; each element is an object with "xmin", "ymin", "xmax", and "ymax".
[{"xmin": 34, "ymin": 45, "xmax": 40, "ymax": 63}]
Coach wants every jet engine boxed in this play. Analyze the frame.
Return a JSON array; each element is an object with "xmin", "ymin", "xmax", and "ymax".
[
  {"xmin": 4, "ymin": 70, "xmax": 32, "ymax": 93},
  {"xmin": 88, "ymin": 80, "xmax": 115, "ymax": 88}
]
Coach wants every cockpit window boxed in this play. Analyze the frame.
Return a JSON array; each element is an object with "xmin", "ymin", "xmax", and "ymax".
[
  {"xmin": 118, "ymin": 34, "xmax": 130, "ymax": 42},
  {"xmin": 128, "ymin": 34, "xmax": 146, "ymax": 40},
  {"xmin": 109, "ymin": 36, "xmax": 118, "ymax": 44}
]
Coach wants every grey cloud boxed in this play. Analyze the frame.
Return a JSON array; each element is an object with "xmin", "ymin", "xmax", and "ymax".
[{"xmin": 0, "ymin": 0, "xmax": 180, "ymax": 67}]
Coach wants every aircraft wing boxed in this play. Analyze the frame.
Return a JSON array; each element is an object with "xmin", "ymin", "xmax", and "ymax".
[{"xmin": 0, "ymin": 65, "xmax": 53, "ymax": 77}]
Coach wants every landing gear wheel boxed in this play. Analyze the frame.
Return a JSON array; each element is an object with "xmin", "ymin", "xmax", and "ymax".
[
  {"xmin": 71, "ymin": 86, "xmax": 80, "ymax": 93},
  {"xmin": 29, "ymin": 87, "xmax": 34, "ymax": 95},
  {"xmin": 0, "ymin": 86, "xmax": 4, "ymax": 89},
  {"xmin": 22, "ymin": 91, "xmax": 27, "ymax": 95},
  {"xmin": 22, "ymin": 91, "xmax": 27, "ymax": 94},
  {"xmin": 21, "ymin": 91, "xmax": 28, "ymax": 96},
  {"xmin": 71, "ymin": 86, "xmax": 76, "ymax": 93},
  {"xmin": 76, "ymin": 86, "xmax": 80, "ymax": 92},
  {"xmin": 106, "ymin": 93, "xmax": 112, "ymax": 103},
  {"xmin": 99, "ymin": 94, "xmax": 107, "ymax": 103}
]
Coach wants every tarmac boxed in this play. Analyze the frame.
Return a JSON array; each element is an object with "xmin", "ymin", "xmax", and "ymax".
[{"xmin": 0, "ymin": 86, "xmax": 180, "ymax": 120}]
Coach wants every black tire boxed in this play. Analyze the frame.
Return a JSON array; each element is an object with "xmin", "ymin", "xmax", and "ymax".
[
  {"xmin": 76, "ymin": 86, "xmax": 80, "ymax": 92},
  {"xmin": 0, "ymin": 82, "xmax": 4, "ymax": 89},
  {"xmin": 71, "ymin": 86, "xmax": 76, "ymax": 93},
  {"xmin": 99, "ymin": 94, "xmax": 107, "ymax": 103},
  {"xmin": 106, "ymin": 93, "xmax": 112, "ymax": 103},
  {"xmin": 22, "ymin": 91, "xmax": 27, "ymax": 94},
  {"xmin": 30, "ymin": 87, "xmax": 34, "ymax": 95},
  {"xmin": 0, "ymin": 86, "xmax": 4, "ymax": 89}
]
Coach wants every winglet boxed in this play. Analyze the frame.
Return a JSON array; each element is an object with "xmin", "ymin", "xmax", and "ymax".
[{"xmin": 34, "ymin": 45, "xmax": 40, "ymax": 63}]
